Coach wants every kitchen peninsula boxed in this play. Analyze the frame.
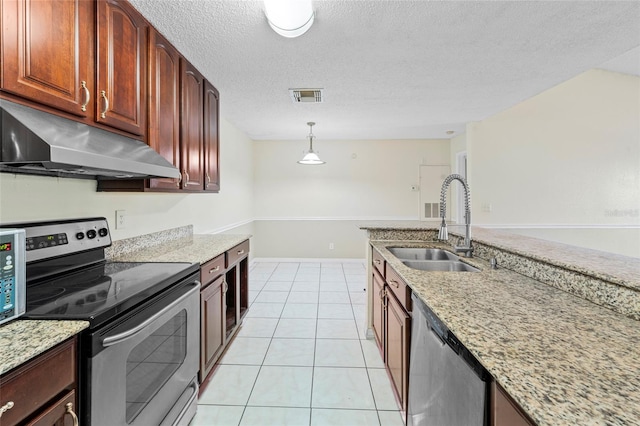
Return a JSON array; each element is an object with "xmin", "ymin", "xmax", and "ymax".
[{"xmin": 362, "ymin": 222, "xmax": 640, "ymax": 426}]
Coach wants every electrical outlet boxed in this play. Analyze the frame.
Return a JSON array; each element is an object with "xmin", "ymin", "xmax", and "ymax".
[
  {"xmin": 115, "ymin": 210, "xmax": 126, "ymax": 229},
  {"xmin": 329, "ymin": 243, "xmax": 334, "ymax": 250}
]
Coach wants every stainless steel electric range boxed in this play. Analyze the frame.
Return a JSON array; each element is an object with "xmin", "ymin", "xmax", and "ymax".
[{"xmin": 1, "ymin": 217, "xmax": 201, "ymax": 426}]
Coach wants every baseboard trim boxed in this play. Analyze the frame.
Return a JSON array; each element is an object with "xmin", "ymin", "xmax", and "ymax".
[{"xmin": 251, "ymin": 257, "xmax": 366, "ymax": 264}]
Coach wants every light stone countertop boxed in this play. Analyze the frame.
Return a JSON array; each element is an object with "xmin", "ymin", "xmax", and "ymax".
[
  {"xmin": 1, "ymin": 233, "xmax": 249, "ymax": 377},
  {"xmin": 371, "ymin": 240, "xmax": 640, "ymax": 426},
  {"xmin": 0, "ymin": 320, "xmax": 89, "ymax": 375},
  {"xmin": 111, "ymin": 234, "xmax": 251, "ymax": 264},
  {"xmin": 360, "ymin": 221, "xmax": 640, "ymax": 291}
]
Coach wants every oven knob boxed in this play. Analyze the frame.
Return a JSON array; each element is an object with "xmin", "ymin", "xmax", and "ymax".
[
  {"xmin": 76, "ymin": 232, "xmax": 85, "ymax": 240},
  {"xmin": 86, "ymin": 230, "xmax": 97, "ymax": 239},
  {"xmin": 98, "ymin": 228, "xmax": 108, "ymax": 237}
]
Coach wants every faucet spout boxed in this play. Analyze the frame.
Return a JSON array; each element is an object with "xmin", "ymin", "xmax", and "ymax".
[{"xmin": 438, "ymin": 174, "xmax": 473, "ymax": 257}]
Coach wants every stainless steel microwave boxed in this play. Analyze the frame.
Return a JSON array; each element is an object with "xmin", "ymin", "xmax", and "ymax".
[{"xmin": 0, "ymin": 229, "xmax": 26, "ymax": 326}]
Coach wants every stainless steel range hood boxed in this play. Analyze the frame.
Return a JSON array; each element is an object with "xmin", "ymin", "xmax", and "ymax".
[{"xmin": 0, "ymin": 99, "xmax": 180, "ymax": 180}]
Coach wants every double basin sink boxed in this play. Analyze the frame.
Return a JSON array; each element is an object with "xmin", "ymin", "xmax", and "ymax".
[{"xmin": 388, "ymin": 247, "xmax": 480, "ymax": 272}]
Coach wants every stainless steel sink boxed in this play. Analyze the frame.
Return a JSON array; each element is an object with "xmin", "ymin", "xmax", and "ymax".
[
  {"xmin": 402, "ymin": 260, "xmax": 480, "ymax": 272},
  {"xmin": 388, "ymin": 247, "xmax": 459, "ymax": 261}
]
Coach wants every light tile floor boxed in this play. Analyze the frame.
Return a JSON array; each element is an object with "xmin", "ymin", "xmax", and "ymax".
[{"xmin": 192, "ymin": 261, "xmax": 404, "ymax": 426}]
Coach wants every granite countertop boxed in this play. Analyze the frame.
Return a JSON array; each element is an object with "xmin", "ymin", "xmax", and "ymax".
[
  {"xmin": 371, "ymin": 241, "xmax": 640, "ymax": 426},
  {"xmin": 0, "ymin": 320, "xmax": 89, "ymax": 375},
  {"xmin": 360, "ymin": 221, "xmax": 640, "ymax": 291},
  {"xmin": 111, "ymin": 234, "xmax": 251, "ymax": 264}
]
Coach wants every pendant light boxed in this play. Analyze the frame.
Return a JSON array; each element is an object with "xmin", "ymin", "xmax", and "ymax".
[
  {"xmin": 263, "ymin": 0, "xmax": 315, "ymax": 39},
  {"xmin": 298, "ymin": 122, "xmax": 325, "ymax": 165}
]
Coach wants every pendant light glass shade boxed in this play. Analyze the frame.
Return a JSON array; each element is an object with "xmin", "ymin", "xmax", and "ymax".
[
  {"xmin": 264, "ymin": 0, "xmax": 315, "ymax": 38},
  {"xmin": 298, "ymin": 122, "xmax": 325, "ymax": 165}
]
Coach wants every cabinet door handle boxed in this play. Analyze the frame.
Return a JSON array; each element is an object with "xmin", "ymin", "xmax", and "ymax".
[
  {"xmin": 237, "ymin": 249, "xmax": 245, "ymax": 255},
  {"xmin": 183, "ymin": 170, "xmax": 190, "ymax": 184},
  {"xmin": 80, "ymin": 80, "xmax": 90, "ymax": 112},
  {"xmin": 209, "ymin": 266, "xmax": 220, "ymax": 274},
  {"xmin": 374, "ymin": 259, "xmax": 381, "ymax": 265},
  {"xmin": 389, "ymin": 279, "xmax": 399, "ymax": 288},
  {"xmin": 382, "ymin": 289, "xmax": 387, "ymax": 310},
  {"xmin": 223, "ymin": 281, "xmax": 228, "ymax": 293},
  {"xmin": 176, "ymin": 172, "xmax": 182, "ymax": 187},
  {"xmin": 65, "ymin": 402, "xmax": 79, "ymax": 426},
  {"xmin": 0, "ymin": 401, "xmax": 14, "ymax": 418},
  {"xmin": 206, "ymin": 173, "xmax": 211, "ymax": 187},
  {"xmin": 100, "ymin": 90, "xmax": 109, "ymax": 118}
]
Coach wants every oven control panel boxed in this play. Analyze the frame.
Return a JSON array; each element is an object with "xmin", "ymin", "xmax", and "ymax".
[
  {"xmin": 8, "ymin": 218, "xmax": 112, "ymax": 263},
  {"xmin": 0, "ymin": 229, "xmax": 26, "ymax": 326}
]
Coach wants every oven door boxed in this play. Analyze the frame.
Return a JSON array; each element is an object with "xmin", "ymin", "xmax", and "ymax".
[{"xmin": 88, "ymin": 279, "xmax": 200, "ymax": 426}]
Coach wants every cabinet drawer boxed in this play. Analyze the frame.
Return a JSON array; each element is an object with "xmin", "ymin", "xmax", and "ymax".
[
  {"xmin": 201, "ymin": 254, "xmax": 225, "ymax": 286},
  {"xmin": 0, "ymin": 338, "xmax": 76, "ymax": 425},
  {"xmin": 372, "ymin": 247, "xmax": 385, "ymax": 276},
  {"xmin": 385, "ymin": 266, "xmax": 411, "ymax": 312},
  {"xmin": 28, "ymin": 389, "xmax": 76, "ymax": 426},
  {"xmin": 227, "ymin": 240, "xmax": 249, "ymax": 267}
]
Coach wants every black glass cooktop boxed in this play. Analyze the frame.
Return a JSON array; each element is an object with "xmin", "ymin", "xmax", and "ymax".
[{"xmin": 25, "ymin": 261, "xmax": 198, "ymax": 328}]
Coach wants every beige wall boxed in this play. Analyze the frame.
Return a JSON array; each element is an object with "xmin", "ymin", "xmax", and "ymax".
[
  {"xmin": 251, "ymin": 220, "xmax": 368, "ymax": 259},
  {"xmin": 0, "ymin": 118, "xmax": 254, "ymax": 238},
  {"xmin": 467, "ymin": 69, "xmax": 640, "ymax": 257},
  {"xmin": 251, "ymin": 139, "xmax": 450, "ymax": 258}
]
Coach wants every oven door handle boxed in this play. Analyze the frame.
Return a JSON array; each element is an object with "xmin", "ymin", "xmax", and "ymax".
[
  {"xmin": 171, "ymin": 380, "xmax": 198, "ymax": 426},
  {"xmin": 102, "ymin": 281, "xmax": 200, "ymax": 348}
]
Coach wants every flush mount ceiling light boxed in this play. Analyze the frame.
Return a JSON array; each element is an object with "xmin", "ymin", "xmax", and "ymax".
[
  {"xmin": 298, "ymin": 122, "xmax": 325, "ymax": 165},
  {"xmin": 263, "ymin": 0, "xmax": 315, "ymax": 38}
]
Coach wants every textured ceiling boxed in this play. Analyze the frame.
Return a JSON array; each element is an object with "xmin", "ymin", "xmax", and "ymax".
[{"xmin": 128, "ymin": 0, "xmax": 640, "ymax": 140}]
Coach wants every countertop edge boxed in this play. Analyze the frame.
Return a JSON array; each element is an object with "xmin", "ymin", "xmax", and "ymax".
[{"xmin": 0, "ymin": 320, "xmax": 89, "ymax": 376}]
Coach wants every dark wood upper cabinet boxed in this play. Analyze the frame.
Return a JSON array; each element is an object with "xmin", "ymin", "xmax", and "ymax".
[
  {"xmin": 148, "ymin": 29, "xmax": 181, "ymax": 190},
  {"xmin": 1, "ymin": 0, "xmax": 94, "ymax": 117},
  {"xmin": 203, "ymin": 80, "xmax": 220, "ymax": 192},
  {"xmin": 180, "ymin": 59, "xmax": 204, "ymax": 190},
  {"xmin": 96, "ymin": 0, "xmax": 147, "ymax": 136},
  {"xmin": 2, "ymin": 0, "xmax": 221, "ymax": 193}
]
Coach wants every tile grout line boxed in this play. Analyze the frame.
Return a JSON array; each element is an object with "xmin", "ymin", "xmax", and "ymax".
[{"xmin": 195, "ymin": 261, "xmax": 401, "ymax": 426}]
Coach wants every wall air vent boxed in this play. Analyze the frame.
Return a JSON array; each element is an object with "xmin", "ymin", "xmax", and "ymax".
[{"xmin": 289, "ymin": 88, "xmax": 323, "ymax": 103}]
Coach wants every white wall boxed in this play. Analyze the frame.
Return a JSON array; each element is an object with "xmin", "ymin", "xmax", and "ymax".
[
  {"xmin": 467, "ymin": 69, "xmax": 640, "ymax": 257},
  {"xmin": 252, "ymin": 139, "xmax": 450, "ymax": 258},
  {"xmin": 0, "ymin": 118, "xmax": 254, "ymax": 238}
]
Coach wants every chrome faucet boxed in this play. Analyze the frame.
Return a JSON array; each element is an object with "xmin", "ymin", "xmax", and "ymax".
[{"xmin": 438, "ymin": 174, "xmax": 473, "ymax": 257}]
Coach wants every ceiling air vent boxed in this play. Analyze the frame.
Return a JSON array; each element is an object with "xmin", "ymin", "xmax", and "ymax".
[{"xmin": 289, "ymin": 88, "xmax": 323, "ymax": 103}]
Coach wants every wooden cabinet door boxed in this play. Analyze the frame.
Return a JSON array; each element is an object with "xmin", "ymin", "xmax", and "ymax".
[
  {"xmin": 1, "ymin": 0, "xmax": 93, "ymax": 117},
  {"xmin": 203, "ymin": 80, "xmax": 220, "ymax": 192},
  {"xmin": 200, "ymin": 276, "xmax": 226, "ymax": 382},
  {"xmin": 180, "ymin": 59, "xmax": 204, "ymax": 190},
  {"xmin": 386, "ymin": 291, "xmax": 410, "ymax": 412},
  {"xmin": 491, "ymin": 382, "xmax": 534, "ymax": 426},
  {"xmin": 372, "ymin": 269, "xmax": 385, "ymax": 354},
  {"xmin": 96, "ymin": 0, "xmax": 147, "ymax": 136},
  {"xmin": 148, "ymin": 29, "xmax": 181, "ymax": 190}
]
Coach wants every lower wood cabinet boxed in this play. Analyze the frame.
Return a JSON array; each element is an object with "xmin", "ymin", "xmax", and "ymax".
[
  {"xmin": 372, "ymin": 268, "xmax": 385, "ymax": 349},
  {"xmin": 199, "ymin": 240, "xmax": 250, "ymax": 383},
  {"xmin": 491, "ymin": 382, "xmax": 535, "ymax": 426},
  {"xmin": 385, "ymin": 290, "xmax": 410, "ymax": 411},
  {"xmin": 0, "ymin": 337, "xmax": 78, "ymax": 426},
  {"xmin": 200, "ymin": 275, "xmax": 225, "ymax": 382},
  {"xmin": 371, "ymin": 246, "xmax": 411, "ymax": 415}
]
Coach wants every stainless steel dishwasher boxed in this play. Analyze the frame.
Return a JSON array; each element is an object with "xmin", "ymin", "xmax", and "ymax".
[{"xmin": 408, "ymin": 293, "xmax": 490, "ymax": 426}]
